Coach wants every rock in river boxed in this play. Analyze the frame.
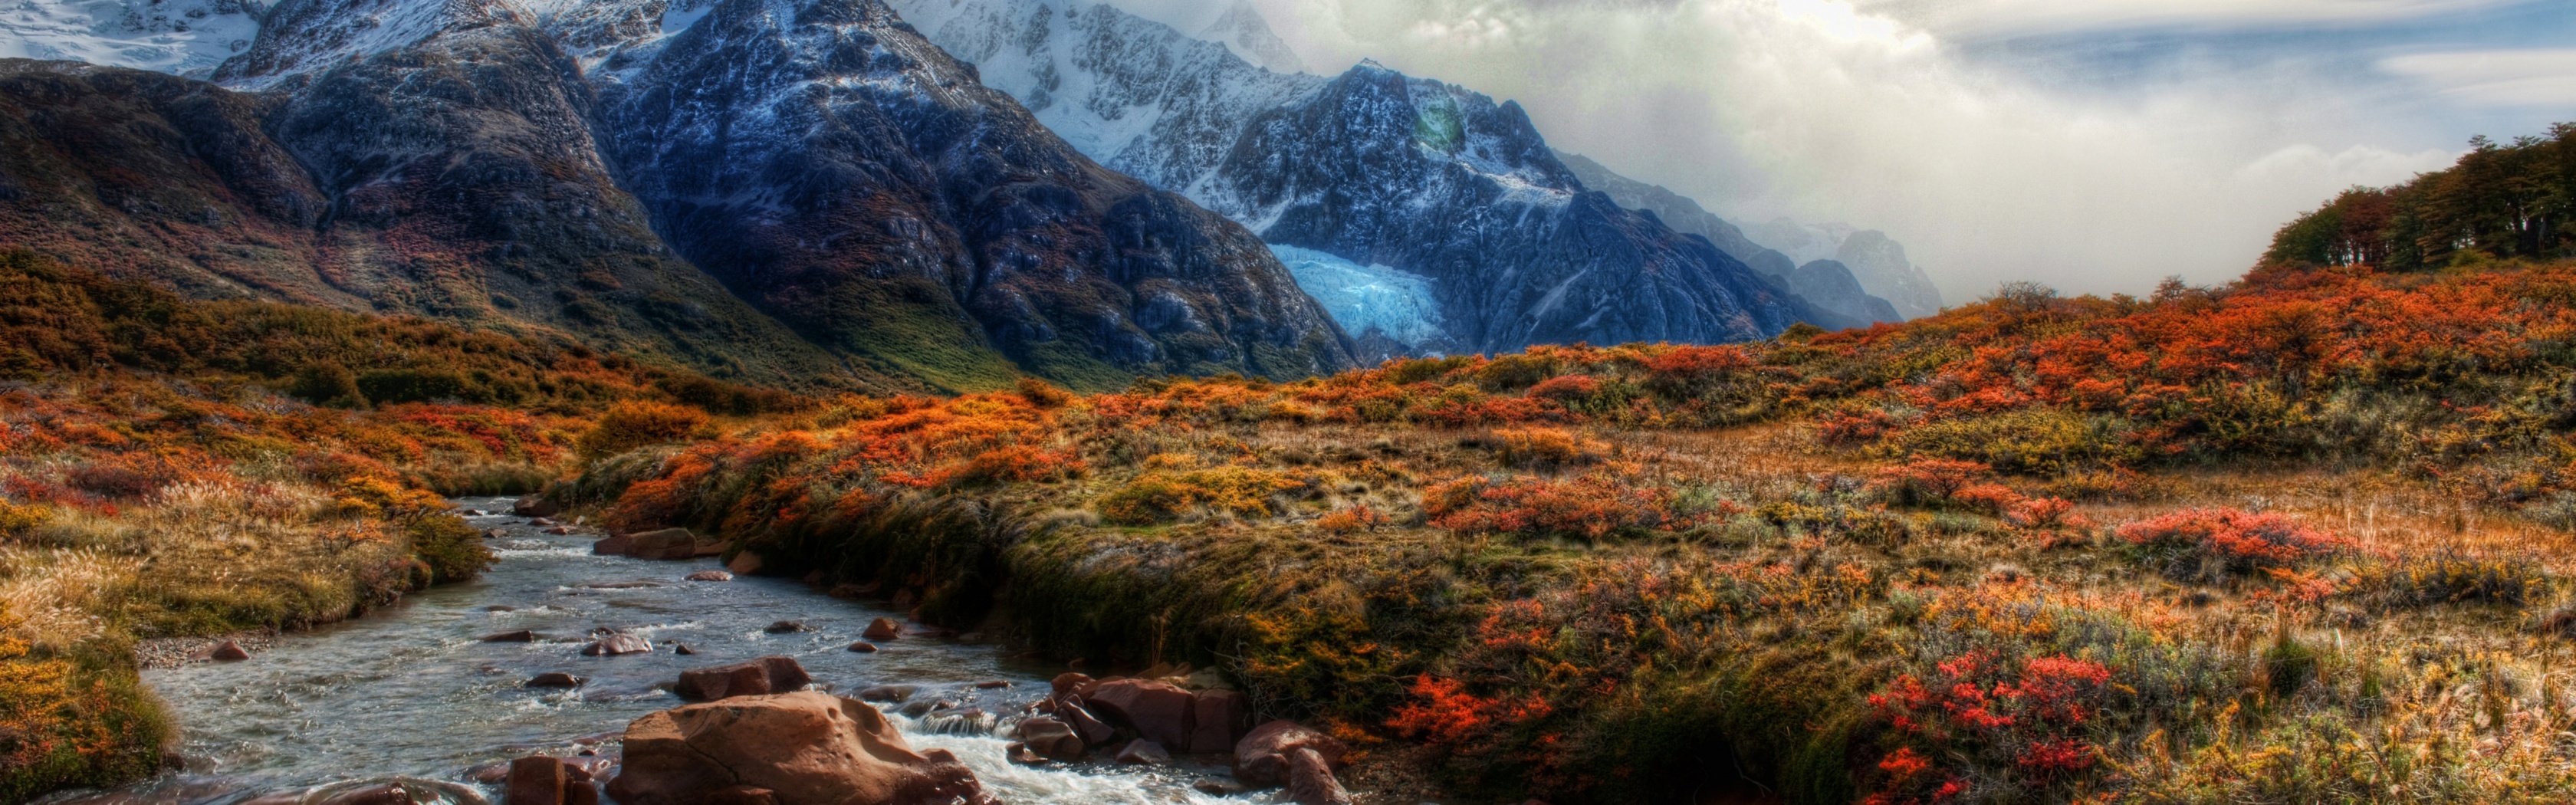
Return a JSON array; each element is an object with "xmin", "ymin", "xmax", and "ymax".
[
  {"xmin": 1013, "ymin": 717, "xmax": 1083, "ymax": 761},
  {"xmin": 625, "ymin": 528, "xmax": 702, "ymax": 561},
  {"xmin": 581, "ymin": 634, "xmax": 653, "ymax": 656},
  {"xmin": 860, "ymin": 618, "xmax": 901, "ymax": 642},
  {"xmin": 604, "ymin": 691, "xmax": 997, "ymax": 805},
  {"xmin": 675, "ymin": 656, "xmax": 813, "ymax": 702},
  {"xmin": 508, "ymin": 755, "xmax": 601, "ymax": 805},
  {"xmin": 514, "ymin": 495, "xmax": 559, "ymax": 518},
  {"xmin": 1113, "ymin": 739, "xmax": 1169, "ymax": 766}
]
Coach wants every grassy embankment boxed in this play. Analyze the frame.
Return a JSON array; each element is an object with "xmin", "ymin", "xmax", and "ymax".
[
  {"xmin": 573, "ymin": 253, "xmax": 2576, "ymax": 803},
  {"xmin": 0, "ymin": 251, "xmax": 791, "ymax": 801}
]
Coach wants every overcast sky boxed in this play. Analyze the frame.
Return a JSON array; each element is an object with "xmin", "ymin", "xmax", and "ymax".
[{"xmin": 1107, "ymin": 0, "xmax": 2576, "ymax": 301}]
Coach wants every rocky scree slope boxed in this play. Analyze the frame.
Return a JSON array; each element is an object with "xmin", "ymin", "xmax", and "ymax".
[
  {"xmin": 891, "ymin": 0, "xmax": 1832, "ymax": 355},
  {"xmin": 0, "ymin": 0, "xmax": 1353, "ymax": 391}
]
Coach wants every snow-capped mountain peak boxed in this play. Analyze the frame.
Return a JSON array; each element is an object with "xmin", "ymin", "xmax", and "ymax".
[{"xmin": 1198, "ymin": 0, "xmax": 1296, "ymax": 74}]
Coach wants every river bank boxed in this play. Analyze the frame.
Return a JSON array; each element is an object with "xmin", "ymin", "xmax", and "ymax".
[{"xmin": 44, "ymin": 498, "xmax": 1267, "ymax": 805}]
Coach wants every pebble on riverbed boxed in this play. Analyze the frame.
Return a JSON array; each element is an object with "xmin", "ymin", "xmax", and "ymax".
[
  {"xmin": 135, "ymin": 632, "xmax": 278, "ymax": 669},
  {"xmin": 846, "ymin": 642, "xmax": 878, "ymax": 652},
  {"xmin": 762, "ymin": 620, "xmax": 809, "ymax": 633},
  {"xmin": 525, "ymin": 672, "xmax": 584, "ymax": 688}
]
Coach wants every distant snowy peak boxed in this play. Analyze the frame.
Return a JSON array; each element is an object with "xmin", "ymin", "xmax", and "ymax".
[
  {"xmin": 0, "ymin": 0, "xmax": 262, "ymax": 76},
  {"xmin": 886, "ymin": 0, "xmax": 1320, "ymax": 190},
  {"xmin": 1199, "ymin": 0, "xmax": 1296, "ymax": 74}
]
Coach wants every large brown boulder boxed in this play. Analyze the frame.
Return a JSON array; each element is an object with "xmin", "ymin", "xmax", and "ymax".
[
  {"xmin": 1188, "ymin": 689, "xmax": 1249, "ymax": 754},
  {"xmin": 605, "ymin": 692, "xmax": 996, "ymax": 805},
  {"xmin": 1049, "ymin": 672, "xmax": 1093, "ymax": 701},
  {"xmin": 1014, "ymin": 717, "xmax": 1084, "ymax": 761},
  {"xmin": 627, "ymin": 529, "xmax": 701, "ymax": 561},
  {"xmin": 1234, "ymin": 721, "xmax": 1348, "ymax": 787},
  {"xmin": 1284, "ymin": 748, "xmax": 1353, "ymax": 805},
  {"xmin": 675, "ymin": 657, "xmax": 813, "ymax": 702},
  {"xmin": 1085, "ymin": 678, "xmax": 1195, "ymax": 749},
  {"xmin": 592, "ymin": 535, "xmax": 634, "ymax": 557},
  {"xmin": 1056, "ymin": 698, "xmax": 1116, "ymax": 747}
]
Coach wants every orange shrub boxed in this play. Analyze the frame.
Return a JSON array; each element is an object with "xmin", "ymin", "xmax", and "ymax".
[
  {"xmin": 1316, "ymin": 504, "xmax": 1388, "ymax": 534},
  {"xmin": 1427, "ymin": 475, "xmax": 1697, "ymax": 541},
  {"xmin": 576, "ymin": 400, "xmax": 711, "ymax": 461},
  {"xmin": 1486, "ymin": 427, "xmax": 1600, "ymax": 468}
]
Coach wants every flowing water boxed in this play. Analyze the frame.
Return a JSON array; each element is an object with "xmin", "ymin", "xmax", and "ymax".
[{"xmin": 69, "ymin": 498, "xmax": 1245, "ymax": 805}]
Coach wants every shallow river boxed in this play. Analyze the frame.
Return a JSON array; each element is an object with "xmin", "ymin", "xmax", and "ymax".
[{"xmin": 72, "ymin": 498, "xmax": 1244, "ymax": 804}]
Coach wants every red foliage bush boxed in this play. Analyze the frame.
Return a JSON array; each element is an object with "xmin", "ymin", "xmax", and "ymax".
[
  {"xmin": 1386, "ymin": 675, "xmax": 1555, "ymax": 746},
  {"xmin": 1821, "ymin": 407, "xmax": 1902, "ymax": 444},
  {"xmin": 1866, "ymin": 651, "xmax": 2115, "ymax": 803},
  {"xmin": 2116, "ymin": 508, "xmax": 2351, "ymax": 575}
]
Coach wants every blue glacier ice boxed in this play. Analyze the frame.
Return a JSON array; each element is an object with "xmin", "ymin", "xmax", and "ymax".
[{"xmin": 1272, "ymin": 245, "xmax": 1444, "ymax": 349}]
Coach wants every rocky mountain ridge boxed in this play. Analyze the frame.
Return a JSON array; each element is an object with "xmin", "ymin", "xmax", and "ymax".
[{"xmin": 0, "ymin": 0, "xmax": 1355, "ymax": 390}]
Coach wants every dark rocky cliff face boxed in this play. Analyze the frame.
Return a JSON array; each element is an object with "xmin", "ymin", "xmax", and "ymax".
[
  {"xmin": 0, "ymin": 62, "xmax": 337, "ymax": 303},
  {"xmin": 268, "ymin": 21, "xmax": 869, "ymax": 384},
  {"xmin": 597, "ymin": 0, "xmax": 1349, "ymax": 389},
  {"xmin": 0, "ymin": 0, "xmax": 1352, "ymax": 391}
]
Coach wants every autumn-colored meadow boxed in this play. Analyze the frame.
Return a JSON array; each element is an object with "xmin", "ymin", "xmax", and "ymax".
[{"xmin": 574, "ymin": 253, "xmax": 2576, "ymax": 804}]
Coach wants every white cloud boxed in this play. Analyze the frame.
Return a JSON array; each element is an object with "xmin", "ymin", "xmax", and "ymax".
[
  {"xmin": 1109, "ymin": 0, "xmax": 2455, "ymax": 299},
  {"xmin": 1858, "ymin": 0, "xmax": 2526, "ymax": 38},
  {"xmin": 2382, "ymin": 49, "xmax": 2576, "ymax": 107}
]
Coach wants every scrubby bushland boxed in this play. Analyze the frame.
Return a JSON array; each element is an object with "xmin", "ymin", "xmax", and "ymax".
[
  {"xmin": 0, "ymin": 249, "xmax": 803, "ymax": 419},
  {"xmin": 583, "ymin": 325, "xmax": 2576, "ymax": 803}
]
